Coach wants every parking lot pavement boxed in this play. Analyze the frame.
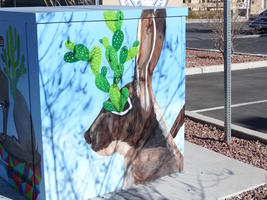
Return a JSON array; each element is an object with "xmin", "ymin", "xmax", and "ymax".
[
  {"xmin": 186, "ymin": 22, "xmax": 267, "ymax": 55},
  {"xmin": 186, "ymin": 67, "xmax": 267, "ymax": 133}
]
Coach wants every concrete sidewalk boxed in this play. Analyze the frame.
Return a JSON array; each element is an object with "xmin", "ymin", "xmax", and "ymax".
[
  {"xmin": 95, "ymin": 141, "xmax": 266, "ymax": 200},
  {"xmin": 0, "ymin": 141, "xmax": 266, "ymax": 200}
]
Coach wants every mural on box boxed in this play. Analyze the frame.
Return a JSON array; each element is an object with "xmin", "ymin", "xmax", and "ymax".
[
  {"xmin": 38, "ymin": 8, "xmax": 185, "ymax": 199},
  {"xmin": 0, "ymin": 26, "xmax": 41, "ymax": 199},
  {"xmin": 64, "ymin": 9, "xmax": 184, "ymax": 186}
]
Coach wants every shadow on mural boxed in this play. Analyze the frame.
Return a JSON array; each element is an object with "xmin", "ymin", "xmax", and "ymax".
[
  {"xmin": 83, "ymin": 9, "xmax": 184, "ymax": 187},
  {"xmin": 37, "ymin": 7, "xmax": 186, "ymax": 200},
  {"xmin": 62, "ymin": 8, "xmax": 184, "ymax": 195}
]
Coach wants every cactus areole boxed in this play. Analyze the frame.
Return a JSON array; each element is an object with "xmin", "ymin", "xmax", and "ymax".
[{"xmin": 64, "ymin": 10, "xmax": 139, "ymax": 113}]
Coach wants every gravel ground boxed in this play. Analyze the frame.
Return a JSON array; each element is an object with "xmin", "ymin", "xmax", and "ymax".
[
  {"xmin": 185, "ymin": 118, "xmax": 267, "ymax": 170},
  {"xmin": 186, "ymin": 49, "xmax": 267, "ymax": 68},
  {"xmin": 226, "ymin": 184, "xmax": 267, "ymax": 200},
  {"xmin": 185, "ymin": 117, "xmax": 267, "ymax": 199}
]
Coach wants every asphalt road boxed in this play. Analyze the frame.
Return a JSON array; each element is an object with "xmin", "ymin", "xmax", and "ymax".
[
  {"xmin": 186, "ymin": 22, "xmax": 267, "ymax": 55},
  {"xmin": 186, "ymin": 67, "xmax": 267, "ymax": 133}
]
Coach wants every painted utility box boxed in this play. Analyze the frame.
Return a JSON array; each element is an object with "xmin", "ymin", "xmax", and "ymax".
[{"xmin": 0, "ymin": 6, "xmax": 187, "ymax": 200}]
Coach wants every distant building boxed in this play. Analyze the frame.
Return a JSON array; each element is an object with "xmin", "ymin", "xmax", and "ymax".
[
  {"xmin": 182, "ymin": 0, "xmax": 266, "ymax": 15},
  {"xmin": 102, "ymin": 0, "xmax": 265, "ymax": 14}
]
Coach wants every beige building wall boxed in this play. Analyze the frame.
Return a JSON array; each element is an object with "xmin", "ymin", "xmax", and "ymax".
[
  {"xmin": 251, "ymin": 0, "xmax": 265, "ymax": 14},
  {"xmin": 183, "ymin": 0, "xmax": 264, "ymax": 14},
  {"xmin": 168, "ymin": 0, "xmax": 183, "ymax": 6},
  {"xmin": 102, "ymin": 0, "xmax": 120, "ymax": 5}
]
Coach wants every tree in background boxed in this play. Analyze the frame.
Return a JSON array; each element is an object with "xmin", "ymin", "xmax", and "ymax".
[{"xmin": 206, "ymin": 1, "xmax": 244, "ymax": 55}]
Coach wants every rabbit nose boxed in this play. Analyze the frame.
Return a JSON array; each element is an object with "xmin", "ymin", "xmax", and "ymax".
[{"xmin": 84, "ymin": 131, "xmax": 91, "ymax": 144}]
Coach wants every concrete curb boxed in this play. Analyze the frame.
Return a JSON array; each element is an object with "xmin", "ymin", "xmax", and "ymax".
[
  {"xmin": 185, "ymin": 111, "xmax": 267, "ymax": 144},
  {"xmin": 187, "ymin": 47, "xmax": 267, "ymax": 57},
  {"xmin": 218, "ymin": 183, "xmax": 267, "ymax": 200},
  {"xmin": 186, "ymin": 18, "xmax": 248, "ymax": 23},
  {"xmin": 236, "ymin": 33, "xmax": 267, "ymax": 39},
  {"xmin": 186, "ymin": 60, "xmax": 267, "ymax": 75}
]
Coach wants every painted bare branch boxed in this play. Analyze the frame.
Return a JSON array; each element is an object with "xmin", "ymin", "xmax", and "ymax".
[{"xmin": 84, "ymin": 9, "xmax": 184, "ymax": 187}]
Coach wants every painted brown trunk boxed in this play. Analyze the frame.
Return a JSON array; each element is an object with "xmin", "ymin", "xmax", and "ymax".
[{"xmin": 84, "ymin": 9, "xmax": 184, "ymax": 187}]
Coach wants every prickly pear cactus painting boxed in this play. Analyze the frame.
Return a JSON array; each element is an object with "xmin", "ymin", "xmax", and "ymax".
[
  {"xmin": 37, "ymin": 7, "xmax": 186, "ymax": 200},
  {"xmin": 64, "ymin": 11, "xmax": 139, "ymax": 113},
  {"xmin": 0, "ymin": 26, "xmax": 41, "ymax": 200}
]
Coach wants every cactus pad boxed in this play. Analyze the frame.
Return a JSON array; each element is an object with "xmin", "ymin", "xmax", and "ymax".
[
  {"xmin": 74, "ymin": 44, "xmax": 89, "ymax": 61},
  {"xmin": 114, "ymin": 64, "xmax": 124, "ymax": 84},
  {"xmin": 65, "ymin": 40, "xmax": 75, "ymax": 50},
  {"xmin": 95, "ymin": 67, "xmax": 110, "ymax": 93},
  {"xmin": 112, "ymin": 30, "xmax": 124, "ymax": 51},
  {"xmin": 133, "ymin": 40, "xmax": 140, "ymax": 47},
  {"xmin": 101, "ymin": 65, "xmax": 108, "ymax": 76},
  {"xmin": 103, "ymin": 100, "xmax": 116, "ymax": 112},
  {"xmin": 115, "ymin": 11, "xmax": 124, "ymax": 30},
  {"xmin": 104, "ymin": 11, "xmax": 117, "ymax": 32},
  {"xmin": 119, "ymin": 46, "xmax": 128, "ymax": 64},
  {"xmin": 89, "ymin": 46, "xmax": 101, "ymax": 76},
  {"xmin": 106, "ymin": 46, "xmax": 118, "ymax": 71},
  {"xmin": 64, "ymin": 52, "xmax": 78, "ymax": 63},
  {"xmin": 121, "ymin": 87, "xmax": 129, "ymax": 111},
  {"xmin": 127, "ymin": 47, "xmax": 139, "ymax": 62},
  {"xmin": 109, "ymin": 84, "xmax": 121, "ymax": 112},
  {"xmin": 99, "ymin": 37, "xmax": 110, "ymax": 49}
]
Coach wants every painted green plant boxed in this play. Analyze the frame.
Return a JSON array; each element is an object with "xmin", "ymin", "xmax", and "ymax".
[
  {"xmin": 1, "ymin": 26, "xmax": 26, "ymax": 100},
  {"xmin": 64, "ymin": 10, "xmax": 139, "ymax": 113}
]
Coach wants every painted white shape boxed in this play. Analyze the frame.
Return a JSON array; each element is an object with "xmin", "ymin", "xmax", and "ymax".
[
  {"xmin": 119, "ymin": 0, "xmax": 168, "ymax": 6},
  {"xmin": 191, "ymin": 99, "xmax": 267, "ymax": 113}
]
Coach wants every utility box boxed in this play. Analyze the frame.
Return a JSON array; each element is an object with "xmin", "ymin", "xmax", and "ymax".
[{"xmin": 0, "ymin": 6, "xmax": 187, "ymax": 200}]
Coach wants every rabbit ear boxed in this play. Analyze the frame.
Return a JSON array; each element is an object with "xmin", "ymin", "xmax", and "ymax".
[
  {"xmin": 148, "ymin": 9, "xmax": 166, "ymax": 77},
  {"xmin": 134, "ymin": 10, "xmax": 156, "ymax": 112},
  {"xmin": 134, "ymin": 9, "xmax": 166, "ymax": 112}
]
